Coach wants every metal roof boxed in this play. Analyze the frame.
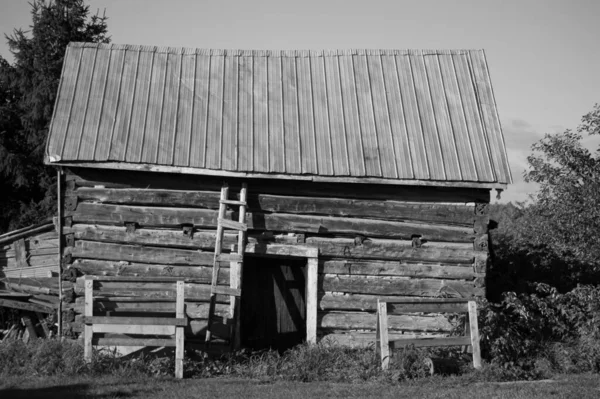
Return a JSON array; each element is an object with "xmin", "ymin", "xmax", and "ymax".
[{"xmin": 46, "ymin": 43, "xmax": 511, "ymax": 188}]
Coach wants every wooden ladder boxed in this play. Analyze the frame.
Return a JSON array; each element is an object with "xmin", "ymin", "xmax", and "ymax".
[{"xmin": 205, "ymin": 182, "xmax": 248, "ymax": 347}]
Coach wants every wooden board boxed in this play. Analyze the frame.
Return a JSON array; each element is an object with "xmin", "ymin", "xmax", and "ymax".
[
  {"xmin": 67, "ymin": 167, "xmax": 490, "ymax": 203},
  {"xmin": 72, "ymin": 259, "xmax": 229, "ymax": 282},
  {"xmin": 321, "ymin": 260, "xmax": 478, "ymax": 280},
  {"xmin": 306, "ymin": 237, "xmax": 475, "ymax": 263},
  {"xmin": 322, "ymin": 275, "xmax": 481, "ymax": 298},
  {"xmin": 65, "ymin": 224, "xmax": 237, "ymax": 250},
  {"xmin": 74, "ymin": 187, "xmax": 477, "ymax": 225},
  {"xmin": 319, "ymin": 293, "xmax": 472, "ymax": 311},
  {"xmin": 69, "ymin": 203, "xmax": 474, "ymax": 241},
  {"xmin": 320, "ymin": 331, "xmax": 447, "ymax": 347},
  {"xmin": 318, "ymin": 311, "xmax": 454, "ymax": 332},
  {"xmin": 71, "ymin": 241, "xmax": 217, "ymax": 266}
]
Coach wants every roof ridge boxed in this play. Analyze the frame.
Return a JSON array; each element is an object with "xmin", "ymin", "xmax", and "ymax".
[{"xmin": 68, "ymin": 42, "xmax": 483, "ymax": 57}]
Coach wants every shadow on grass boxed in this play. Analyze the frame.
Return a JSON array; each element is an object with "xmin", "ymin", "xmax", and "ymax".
[{"xmin": 0, "ymin": 382, "xmax": 148, "ymax": 399}]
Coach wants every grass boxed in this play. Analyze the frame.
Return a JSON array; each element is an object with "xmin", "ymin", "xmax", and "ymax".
[
  {"xmin": 0, "ymin": 339, "xmax": 599, "ymax": 398},
  {"xmin": 1, "ymin": 373, "xmax": 599, "ymax": 398}
]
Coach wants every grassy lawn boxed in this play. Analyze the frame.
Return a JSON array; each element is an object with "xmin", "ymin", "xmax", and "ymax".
[{"xmin": 1, "ymin": 374, "xmax": 599, "ymax": 399}]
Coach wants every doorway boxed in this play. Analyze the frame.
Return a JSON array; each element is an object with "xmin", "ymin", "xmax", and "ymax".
[{"xmin": 241, "ymin": 257, "xmax": 306, "ymax": 352}]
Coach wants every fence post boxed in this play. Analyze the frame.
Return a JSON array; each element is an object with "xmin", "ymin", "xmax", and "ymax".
[
  {"xmin": 468, "ymin": 301, "xmax": 482, "ymax": 369},
  {"xmin": 175, "ymin": 280, "xmax": 184, "ymax": 379},
  {"xmin": 84, "ymin": 278, "xmax": 93, "ymax": 363},
  {"xmin": 377, "ymin": 300, "xmax": 390, "ymax": 370}
]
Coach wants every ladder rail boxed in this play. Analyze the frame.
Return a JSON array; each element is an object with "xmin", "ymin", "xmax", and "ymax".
[{"xmin": 205, "ymin": 182, "xmax": 247, "ymax": 348}]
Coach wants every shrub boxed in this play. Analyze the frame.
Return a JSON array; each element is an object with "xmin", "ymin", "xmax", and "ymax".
[{"xmin": 478, "ymin": 284, "xmax": 600, "ymax": 377}]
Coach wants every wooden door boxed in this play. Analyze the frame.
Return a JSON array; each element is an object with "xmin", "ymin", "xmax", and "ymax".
[{"xmin": 241, "ymin": 257, "xmax": 306, "ymax": 352}]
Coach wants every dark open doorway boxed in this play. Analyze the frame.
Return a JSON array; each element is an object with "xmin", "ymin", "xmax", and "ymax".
[{"xmin": 241, "ymin": 257, "xmax": 306, "ymax": 352}]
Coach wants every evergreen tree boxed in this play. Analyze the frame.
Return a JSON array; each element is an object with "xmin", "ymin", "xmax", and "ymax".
[{"xmin": 0, "ymin": 0, "xmax": 109, "ymax": 233}]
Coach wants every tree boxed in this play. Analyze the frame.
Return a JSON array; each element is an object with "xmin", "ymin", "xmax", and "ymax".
[
  {"xmin": 487, "ymin": 105, "xmax": 600, "ymax": 297},
  {"xmin": 525, "ymin": 104, "xmax": 600, "ymax": 270},
  {"xmin": 0, "ymin": 0, "xmax": 109, "ymax": 233}
]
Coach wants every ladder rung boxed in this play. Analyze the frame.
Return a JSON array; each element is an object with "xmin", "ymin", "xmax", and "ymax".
[
  {"xmin": 216, "ymin": 253, "xmax": 243, "ymax": 262},
  {"xmin": 218, "ymin": 218, "xmax": 247, "ymax": 231},
  {"xmin": 211, "ymin": 286, "xmax": 241, "ymax": 296},
  {"xmin": 220, "ymin": 199, "xmax": 247, "ymax": 206}
]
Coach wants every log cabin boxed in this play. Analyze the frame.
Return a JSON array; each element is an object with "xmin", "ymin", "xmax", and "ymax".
[{"xmin": 41, "ymin": 43, "xmax": 511, "ymax": 350}]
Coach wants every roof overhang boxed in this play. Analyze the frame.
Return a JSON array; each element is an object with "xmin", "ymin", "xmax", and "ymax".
[{"xmin": 49, "ymin": 161, "xmax": 508, "ymax": 190}]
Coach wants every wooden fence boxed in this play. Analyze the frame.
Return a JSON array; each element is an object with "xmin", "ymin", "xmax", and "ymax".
[{"xmin": 376, "ymin": 298, "xmax": 481, "ymax": 370}]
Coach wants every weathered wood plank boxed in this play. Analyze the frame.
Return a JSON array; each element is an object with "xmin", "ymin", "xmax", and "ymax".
[
  {"xmin": 390, "ymin": 336, "xmax": 471, "ymax": 349},
  {"xmin": 72, "ymin": 300, "xmax": 229, "ymax": 319},
  {"xmin": 307, "ymin": 237, "xmax": 475, "ymax": 263},
  {"xmin": 322, "ymin": 275, "xmax": 481, "ymax": 298},
  {"xmin": 256, "ymin": 195, "xmax": 476, "ymax": 225},
  {"xmin": 320, "ymin": 332, "xmax": 446, "ymax": 347},
  {"xmin": 249, "ymin": 213, "xmax": 474, "ymax": 242},
  {"xmin": 65, "ymin": 224, "xmax": 237, "ymax": 250},
  {"xmin": 70, "ymin": 203, "xmax": 224, "ymax": 228},
  {"xmin": 0, "ymin": 298, "xmax": 54, "ymax": 313},
  {"xmin": 75, "ymin": 187, "xmax": 221, "ymax": 209},
  {"xmin": 83, "ymin": 316, "xmax": 187, "ymax": 326},
  {"xmin": 71, "ymin": 203, "xmax": 475, "ymax": 242},
  {"xmin": 71, "ymin": 241, "xmax": 217, "ymax": 266},
  {"xmin": 321, "ymin": 260, "xmax": 478, "ymax": 280},
  {"xmin": 319, "ymin": 293, "xmax": 472, "ymax": 311},
  {"xmin": 72, "ymin": 259, "xmax": 229, "ymax": 282},
  {"xmin": 67, "ymin": 167, "xmax": 490, "ymax": 203},
  {"xmin": 13, "ymin": 239, "xmax": 28, "ymax": 268},
  {"xmin": 93, "ymin": 338, "xmax": 177, "ymax": 347},
  {"xmin": 74, "ymin": 188, "xmax": 477, "ymax": 226},
  {"xmin": 318, "ymin": 311, "xmax": 454, "ymax": 332},
  {"xmin": 92, "ymin": 324, "xmax": 175, "ymax": 335}
]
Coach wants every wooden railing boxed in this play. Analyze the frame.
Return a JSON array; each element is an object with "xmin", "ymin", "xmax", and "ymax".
[
  {"xmin": 83, "ymin": 276, "xmax": 187, "ymax": 379},
  {"xmin": 375, "ymin": 298, "xmax": 481, "ymax": 370}
]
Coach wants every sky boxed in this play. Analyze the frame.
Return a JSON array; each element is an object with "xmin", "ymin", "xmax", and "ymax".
[{"xmin": 1, "ymin": 0, "xmax": 599, "ymax": 203}]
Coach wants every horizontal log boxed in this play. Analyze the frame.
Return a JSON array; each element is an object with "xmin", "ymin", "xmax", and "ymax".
[
  {"xmin": 322, "ymin": 275, "xmax": 481, "ymax": 298},
  {"xmin": 0, "ymin": 298, "xmax": 55, "ymax": 313},
  {"xmin": 76, "ymin": 279, "xmax": 211, "ymax": 293},
  {"xmin": 70, "ymin": 203, "xmax": 225, "ymax": 228},
  {"xmin": 71, "ymin": 241, "xmax": 218, "ymax": 266},
  {"xmin": 318, "ymin": 311, "xmax": 454, "ymax": 332},
  {"xmin": 67, "ymin": 167, "xmax": 490, "ymax": 203},
  {"xmin": 390, "ymin": 336, "xmax": 471, "ymax": 349},
  {"xmin": 321, "ymin": 260, "xmax": 478, "ymax": 280},
  {"xmin": 83, "ymin": 316, "xmax": 187, "ymax": 326},
  {"xmin": 320, "ymin": 332, "xmax": 446, "ymax": 347},
  {"xmin": 256, "ymin": 195, "xmax": 476, "ymax": 225},
  {"xmin": 93, "ymin": 338, "xmax": 177, "ymax": 347},
  {"xmin": 307, "ymin": 237, "xmax": 475, "ymax": 263},
  {"xmin": 75, "ymin": 187, "xmax": 221, "ymax": 209},
  {"xmin": 64, "ymin": 224, "xmax": 237, "ymax": 250},
  {"xmin": 248, "ymin": 213, "xmax": 474, "ymax": 242},
  {"xmin": 72, "ymin": 259, "xmax": 229, "ymax": 282},
  {"xmin": 71, "ymin": 203, "xmax": 475, "ymax": 242},
  {"xmin": 73, "ymin": 187, "xmax": 477, "ymax": 227},
  {"xmin": 319, "ymin": 294, "xmax": 473, "ymax": 311},
  {"xmin": 386, "ymin": 302, "xmax": 469, "ymax": 314}
]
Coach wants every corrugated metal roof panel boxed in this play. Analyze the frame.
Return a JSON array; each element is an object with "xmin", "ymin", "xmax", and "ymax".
[{"xmin": 46, "ymin": 43, "xmax": 512, "ymax": 186}]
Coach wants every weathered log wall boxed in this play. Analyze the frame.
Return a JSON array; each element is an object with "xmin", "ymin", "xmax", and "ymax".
[{"xmin": 61, "ymin": 167, "xmax": 490, "ymax": 345}]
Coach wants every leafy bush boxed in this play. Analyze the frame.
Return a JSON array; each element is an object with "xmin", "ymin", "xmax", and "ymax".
[{"xmin": 478, "ymin": 284, "xmax": 600, "ymax": 377}]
